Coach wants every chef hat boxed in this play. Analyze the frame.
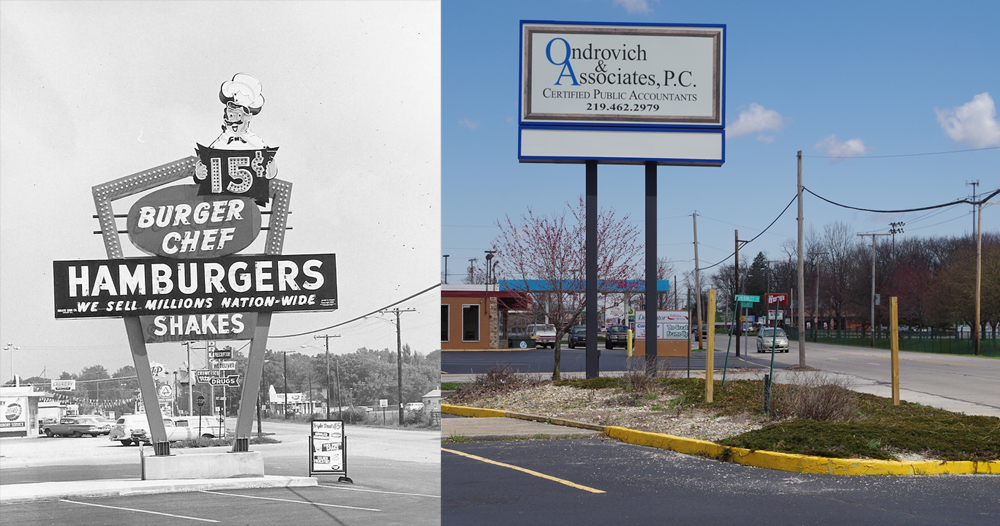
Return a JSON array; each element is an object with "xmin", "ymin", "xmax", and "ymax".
[{"xmin": 219, "ymin": 73, "xmax": 265, "ymax": 115}]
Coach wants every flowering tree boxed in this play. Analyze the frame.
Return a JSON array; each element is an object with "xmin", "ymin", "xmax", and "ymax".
[{"xmin": 491, "ymin": 196, "xmax": 643, "ymax": 380}]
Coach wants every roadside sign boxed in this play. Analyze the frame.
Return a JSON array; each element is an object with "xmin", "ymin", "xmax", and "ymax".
[
  {"xmin": 195, "ymin": 369, "xmax": 222, "ymax": 377},
  {"xmin": 208, "ymin": 375, "xmax": 240, "ymax": 387},
  {"xmin": 309, "ymin": 420, "xmax": 349, "ymax": 480},
  {"xmin": 158, "ymin": 384, "xmax": 173, "ymax": 400},
  {"xmin": 766, "ymin": 293, "xmax": 787, "ymax": 305},
  {"xmin": 51, "ymin": 379, "xmax": 76, "ymax": 391},
  {"xmin": 379, "ymin": 399, "xmax": 388, "ymax": 408},
  {"xmin": 209, "ymin": 349, "xmax": 232, "ymax": 359},
  {"xmin": 734, "ymin": 295, "xmax": 759, "ymax": 303},
  {"xmin": 739, "ymin": 301, "xmax": 753, "ymax": 308},
  {"xmin": 196, "ymin": 394, "xmax": 206, "ymax": 407},
  {"xmin": 212, "ymin": 360, "xmax": 237, "ymax": 371}
]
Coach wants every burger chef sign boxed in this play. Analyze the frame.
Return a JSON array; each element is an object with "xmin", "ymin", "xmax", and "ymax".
[{"xmin": 53, "ymin": 74, "xmax": 339, "ymax": 342}]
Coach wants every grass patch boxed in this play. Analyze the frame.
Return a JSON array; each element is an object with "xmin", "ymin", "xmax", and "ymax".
[
  {"xmin": 441, "ymin": 382, "xmax": 462, "ymax": 390},
  {"xmin": 720, "ymin": 392, "xmax": 999, "ymax": 461}
]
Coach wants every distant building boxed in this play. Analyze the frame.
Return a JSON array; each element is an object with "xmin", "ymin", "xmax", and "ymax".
[
  {"xmin": 1, "ymin": 386, "xmax": 48, "ymax": 438},
  {"xmin": 441, "ymin": 285, "xmax": 529, "ymax": 350}
]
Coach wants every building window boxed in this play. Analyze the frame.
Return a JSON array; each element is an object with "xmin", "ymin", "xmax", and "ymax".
[
  {"xmin": 462, "ymin": 304, "xmax": 480, "ymax": 342},
  {"xmin": 441, "ymin": 304, "xmax": 450, "ymax": 342}
]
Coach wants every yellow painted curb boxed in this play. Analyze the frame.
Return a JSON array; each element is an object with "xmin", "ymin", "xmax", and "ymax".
[
  {"xmin": 445, "ymin": 404, "xmax": 1000, "ymax": 476},
  {"xmin": 606, "ymin": 427, "xmax": 1000, "ymax": 476},
  {"xmin": 442, "ymin": 403, "xmax": 507, "ymax": 418}
]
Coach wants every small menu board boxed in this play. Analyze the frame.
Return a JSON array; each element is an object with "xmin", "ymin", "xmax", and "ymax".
[{"xmin": 310, "ymin": 419, "xmax": 346, "ymax": 475}]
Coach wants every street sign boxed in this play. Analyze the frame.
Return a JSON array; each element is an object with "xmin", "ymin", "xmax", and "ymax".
[
  {"xmin": 196, "ymin": 394, "xmax": 206, "ymax": 407},
  {"xmin": 378, "ymin": 399, "xmax": 388, "ymax": 408},
  {"xmin": 739, "ymin": 301, "xmax": 753, "ymax": 308},
  {"xmin": 209, "ymin": 349, "xmax": 232, "ymax": 359},
  {"xmin": 212, "ymin": 360, "xmax": 237, "ymax": 371},
  {"xmin": 734, "ymin": 295, "xmax": 759, "ymax": 303},
  {"xmin": 209, "ymin": 375, "xmax": 240, "ymax": 387}
]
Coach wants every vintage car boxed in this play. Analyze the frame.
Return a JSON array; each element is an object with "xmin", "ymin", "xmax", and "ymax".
[
  {"xmin": 109, "ymin": 414, "xmax": 223, "ymax": 446},
  {"xmin": 41, "ymin": 415, "xmax": 112, "ymax": 438}
]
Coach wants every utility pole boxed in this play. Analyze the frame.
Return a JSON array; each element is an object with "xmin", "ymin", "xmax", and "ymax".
[
  {"xmin": 692, "ymin": 212, "xmax": 703, "ymax": 350},
  {"xmin": 734, "ymin": 230, "xmax": 748, "ymax": 357},
  {"xmin": 443, "ymin": 254, "xmax": 450, "ymax": 285},
  {"xmin": 467, "ymin": 258, "xmax": 477, "ymax": 284},
  {"xmin": 857, "ymin": 233, "xmax": 890, "ymax": 347},
  {"xmin": 313, "ymin": 334, "xmax": 340, "ymax": 419},
  {"xmin": 796, "ymin": 150, "xmax": 806, "ymax": 367},
  {"xmin": 967, "ymin": 180, "xmax": 979, "ymax": 236},
  {"xmin": 808, "ymin": 252, "xmax": 827, "ymax": 343},
  {"xmin": 889, "ymin": 222, "xmax": 905, "ymax": 255},
  {"xmin": 384, "ymin": 307, "xmax": 417, "ymax": 424}
]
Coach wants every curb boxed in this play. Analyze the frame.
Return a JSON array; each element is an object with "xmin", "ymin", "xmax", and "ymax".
[
  {"xmin": 0, "ymin": 475, "xmax": 319, "ymax": 504},
  {"xmin": 442, "ymin": 404, "xmax": 1000, "ymax": 476}
]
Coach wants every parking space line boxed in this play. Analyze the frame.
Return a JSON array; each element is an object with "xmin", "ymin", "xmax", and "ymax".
[
  {"xmin": 60, "ymin": 499, "xmax": 219, "ymax": 523},
  {"xmin": 317, "ymin": 484, "xmax": 440, "ymax": 499},
  {"xmin": 442, "ymin": 447, "xmax": 605, "ymax": 494},
  {"xmin": 198, "ymin": 490, "xmax": 381, "ymax": 511}
]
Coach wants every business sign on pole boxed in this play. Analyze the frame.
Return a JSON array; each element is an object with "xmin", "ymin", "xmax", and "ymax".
[
  {"xmin": 157, "ymin": 384, "xmax": 174, "ymax": 400},
  {"xmin": 53, "ymin": 254, "xmax": 338, "ymax": 319},
  {"xmin": 209, "ymin": 348, "xmax": 233, "ymax": 359},
  {"xmin": 212, "ymin": 360, "xmax": 237, "ymax": 371},
  {"xmin": 209, "ymin": 375, "xmax": 240, "ymax": 387},
  {"xmin": 519, "ymin": 21, "xmax": 725, "ymax": 165},
  {"xmin": 766, "ymin": 293, "xmax": 787, "ymax": 305},
  {"xmin": 51, "ymin": 379, "xmax": 76, "ymax": 391},
  {"xmin": 634, "ymin": 310, "xmax": 690, "ymax": 340}
]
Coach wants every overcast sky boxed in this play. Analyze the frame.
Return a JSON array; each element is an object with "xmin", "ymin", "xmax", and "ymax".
[
  {"xmin": 442, "ymin": 0, "xmax": 999, "ymax": 289},
  {"xmin": 0, "ymin": 1, "xmax": 440, "ymax": 383}
]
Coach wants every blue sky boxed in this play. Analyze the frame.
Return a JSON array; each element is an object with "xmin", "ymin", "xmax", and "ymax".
[{"xmin": 442, "ymin": 0, "xmax": 999, "ymax": 288}]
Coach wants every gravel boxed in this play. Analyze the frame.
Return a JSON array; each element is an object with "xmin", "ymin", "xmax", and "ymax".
[{"xmin": 448, "ymin": 383, "xmax": 766, "ymax": 443}]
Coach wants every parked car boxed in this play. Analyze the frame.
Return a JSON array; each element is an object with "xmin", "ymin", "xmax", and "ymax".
[
  {"xmin": 567, "ymin": 325, "xmax": 587, "ymax": 348},
  {"xmin": 38, "ymin": 417, "xmax": 57, "ymax": 434},
  {"xmin": 692, "ymin": 324, "xmax": 708, "ymax": 338},
  {"xmin": 756, "ymin": 327, "xmax": 790, "ymax": 353},
  {"xmin": 109, "ymin": 414, "xmax": 222, "ymax": 446},
  {"xmin": 404, "ymin": 402, "xmax": 425, "ymax": 412},
  {"xmin": 605, "ymin": 325, "xmax": 628, "ymax": 349},
  {"xmin": 41, "ymin": 415, "xmax": 112, "ymax": 438},
  {"xmin": 526, "ymin": 323, "xmax": 557, "ymax": 348}
]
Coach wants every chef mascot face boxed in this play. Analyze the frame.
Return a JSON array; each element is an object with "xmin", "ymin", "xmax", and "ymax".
[{"xmin": 214, "ymin": 73, "xmax": 266, "ymax": 149}]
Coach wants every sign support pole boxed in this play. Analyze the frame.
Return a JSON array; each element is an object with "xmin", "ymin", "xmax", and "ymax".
[
  {"xmin": 644, "ymin": 162, "xmax": 658, "ymax": 375},
  {"xmin": 585, "ymin": 161, "xmax": 599, "ymax": 378},
  {"xmin": 124, "ymin": 317, "xmax": 170, "ymax": 454}
]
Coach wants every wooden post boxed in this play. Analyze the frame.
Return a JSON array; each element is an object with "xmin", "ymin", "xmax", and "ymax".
[
  {"xmin": 706, "ymin": 289, "xmax": 716, "ymax": 403},
  {"xmin": 890, "ymin": 296, "xmax": 899, "ymax": 406}
]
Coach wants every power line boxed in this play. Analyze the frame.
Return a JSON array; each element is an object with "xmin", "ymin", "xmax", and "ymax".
[
  {"xmin": 697, "ymin": 193, "xmax": 798, "ymax": 272},
  {"xmin": 802, "ymin": 146, "xmax": 999, "ymax": 159},
  {"xmin": 271, "ymin": 283, "xmax": 440, "ymax": 339},
  {"xmin": 803, "ymin": 187, "xmax": 999, "ymax": 214}
]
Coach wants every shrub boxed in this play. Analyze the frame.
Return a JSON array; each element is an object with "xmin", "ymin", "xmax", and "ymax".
[
  {"xmin": 449, "ymin": 365, "xmax": 543, "ymax": 402},
  {"xmin": 771, "ymin": 372, "xmax": 857, "ymax": 422}
]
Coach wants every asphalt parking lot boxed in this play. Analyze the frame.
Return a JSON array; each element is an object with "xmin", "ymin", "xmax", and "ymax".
[{"xmin": 442, "ymin": 436, "xmax": 1000, "ymax": 526}]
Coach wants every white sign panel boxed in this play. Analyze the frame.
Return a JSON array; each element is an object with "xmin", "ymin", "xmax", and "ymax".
[
  {"xmin": 310, "ymin": 420, "xmax": 346, "ymax": 474},
  {"xmin": 51, "ymin": 379, "xmax": 76, "ymax": 391},
  {"xmin": 521, "ymin": 22, "xmax": 725, "ymax": 128},
  {"xmin": 0, "ymin": 397, "xmax": 28, "ymax": 431},
  {"xmin": 635, "ymin": 310, "xmax": 690, "ymax": 340}
]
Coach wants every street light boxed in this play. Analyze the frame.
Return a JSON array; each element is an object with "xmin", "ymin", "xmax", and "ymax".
[
  {"xmin": 443, "ymin": 254, "xmax": 450, "ymax": 285},
  {"xmin": 3, "ymin": 342, "xmax": 19, "ymax": 387}
]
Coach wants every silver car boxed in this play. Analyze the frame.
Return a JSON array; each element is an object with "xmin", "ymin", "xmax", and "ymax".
[{"xmin": 756, "ymin": 327, "xmax": 789, "ymax": 353}]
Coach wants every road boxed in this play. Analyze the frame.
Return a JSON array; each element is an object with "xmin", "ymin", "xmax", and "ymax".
[
  {"xmin": 0, "ymin": 421, "xmax": 440, "ymax": 525},
  {"xmin": 442, "ymin": 341, "xmax": 1000, "ymax": 417},
  {"xmin": 443, "ymin": 437, "xmax": 1000, "ymax": 526}
]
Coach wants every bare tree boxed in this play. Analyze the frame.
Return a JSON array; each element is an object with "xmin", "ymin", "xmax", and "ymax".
[{"xmin": 491, "ymin": 196, "xmax": 643, "ymax": 380}]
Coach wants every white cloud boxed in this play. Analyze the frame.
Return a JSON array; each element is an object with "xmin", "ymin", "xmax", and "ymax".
[
  {"xmin": 613, "ymin": 0, "xmax": 653, "ymax": 15},
  {"xmin": 935, "ymin": 92, "xmax": 1000, "ymax": 148},
  {"xmin": 727, "ymin": 103, "xmax": 785, "ymax": 141},
  {"xmin": 814, "ymin": 135, "xmax": 868, "ymax": 159},
  {"xmin": 458, "ymin": 118, "xmax": 480, "ymax": 131}
]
